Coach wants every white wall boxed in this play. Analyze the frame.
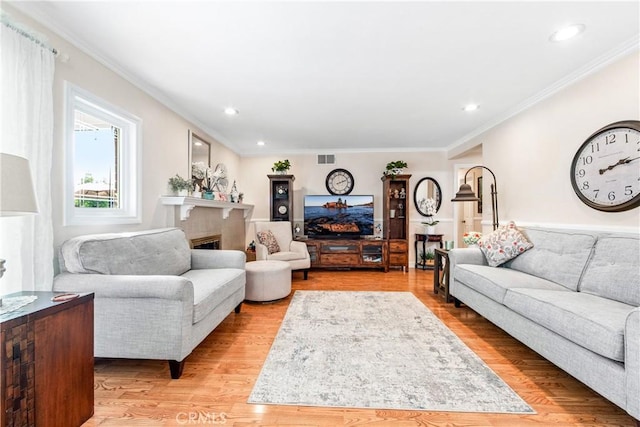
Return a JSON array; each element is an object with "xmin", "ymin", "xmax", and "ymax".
[{"xmin": 458, "ymin": 52, "xmax": 640, "ymax": 233}]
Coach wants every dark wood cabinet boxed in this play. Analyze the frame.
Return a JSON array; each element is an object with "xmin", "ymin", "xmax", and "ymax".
[
  {"xmin": 268, "ymin": 174, "xmax": 295, "ymax": 222},
  {"xmin": 1, "ymin": 292, "xmax": 94, "ymax": 427},
  {"xmin": 382, "ymin": 174, "xmax": 411, "ymax": 271},
  {"xmin": 303, "ymin": 239, "xmax": 387, "ymax": 271}
]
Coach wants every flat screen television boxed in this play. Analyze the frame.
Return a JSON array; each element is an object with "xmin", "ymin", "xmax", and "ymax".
[{"xmin": 303, "ymin": 195, "xmax": 374, "ymax": 238}]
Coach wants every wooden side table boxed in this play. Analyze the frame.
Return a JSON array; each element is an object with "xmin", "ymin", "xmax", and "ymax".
[
  {"xmin": 414, "ymin": 233, "xmax": 444, "ymax": 270},
  {"xmin": 0, "ymin": 291, "xmax": 94, "ymax": 427},
  {"xmin": 433, "ymin": 248, "xmax": 452, "ymax": 303},
  {"xmin": 245, "ymin": 249, "xmax": 257, "ymax": 262}
]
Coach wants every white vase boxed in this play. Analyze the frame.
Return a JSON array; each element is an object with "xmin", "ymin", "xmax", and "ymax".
[
  {"xmin": 425, "ymin": 225, "xmax": 436, "ymax": 235},
  {"xmin": 467, "ymin": 243, "xmax": 479, "ymax": 249},
  {"xmin": 192, "ymin": 191, "xmax": 202, "ymax": 198}
]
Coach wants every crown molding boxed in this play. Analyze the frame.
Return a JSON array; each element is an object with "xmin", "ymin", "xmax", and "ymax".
[{"xmin": 447, "ymin": 34, "xmax": 640, "ymax": 158}]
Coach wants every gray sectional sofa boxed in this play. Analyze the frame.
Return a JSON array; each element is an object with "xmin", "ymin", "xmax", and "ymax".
[
  {"xmin": 53, "ymin": 228, "xmax": 246, "ymax": 378},
  {"xmin": 448, "ymin": 226, "xmax": 639, "ymax": 422}
]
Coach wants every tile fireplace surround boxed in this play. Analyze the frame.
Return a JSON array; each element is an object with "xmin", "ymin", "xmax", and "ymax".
[{"xmin": 160, "ymin": 196, "xmax": 254, "ymax": 251}]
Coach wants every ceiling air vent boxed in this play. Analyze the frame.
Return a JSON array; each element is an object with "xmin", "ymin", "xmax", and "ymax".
[{"xmin": 317, "ymin": 154, "xmax": 335, "ymax": 165}]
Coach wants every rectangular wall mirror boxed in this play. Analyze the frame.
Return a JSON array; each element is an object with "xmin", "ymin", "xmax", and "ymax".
[{"xmin": 189, "ymin": 130, "xmax": 211, "ymax": 172}]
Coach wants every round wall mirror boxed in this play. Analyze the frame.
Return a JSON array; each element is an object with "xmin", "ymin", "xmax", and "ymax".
[{"xmin": 414, "ymin": 177, "xmax": 442, "ymax": 216}]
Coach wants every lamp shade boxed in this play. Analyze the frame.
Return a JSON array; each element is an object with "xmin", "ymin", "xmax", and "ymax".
[
  {"xmin": 0, "ymin": 153, "xmax": 38, "ymax": 216},
  {"xmin": 451, "ymin": 183, "xmax": 480, "ymax": 202}
]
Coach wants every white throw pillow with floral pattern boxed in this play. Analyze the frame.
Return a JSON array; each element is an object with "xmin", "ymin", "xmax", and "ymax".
[
  {"xmin": 478, "ymin": 221, "xmax": 533, "ymax": 267},
  {"xmin": 257, "ymin": 230, "xmax": 280, "ymax": 254}
]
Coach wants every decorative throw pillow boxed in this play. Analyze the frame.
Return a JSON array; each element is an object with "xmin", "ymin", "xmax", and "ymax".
[
  {"xmin": 257, "ymin": 230, "xmax": 280, "ymax": 254},
  {"xmin": 478, "ymin": 221, "xmax": 533, "ymax": 267}
]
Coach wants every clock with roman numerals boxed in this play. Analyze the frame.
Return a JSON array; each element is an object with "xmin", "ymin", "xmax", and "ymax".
[
  {"xmin": 570, "ymin": 120, "xmax": 640, "ymax": 212},
  {"xmin": 325, "ymin": 168, "xmax": 354, "ymax": 195}
]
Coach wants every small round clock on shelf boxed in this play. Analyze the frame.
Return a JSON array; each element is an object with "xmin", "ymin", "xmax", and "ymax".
[
  {"xmin": 570, "ymin": 120, "xmax": 640, "ymax": 212},
  {"xmin": 268, "ymin": 174, "xmax": 294, "ymax": 222},
  {"xmin": 325, "ymin": 168, "xmax": 354, "ymax": 195}
]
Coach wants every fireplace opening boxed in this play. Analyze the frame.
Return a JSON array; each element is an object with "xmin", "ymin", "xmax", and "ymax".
[{"xmin": 190, "ymin": 234, "xmax": 221, "ymax": 250}]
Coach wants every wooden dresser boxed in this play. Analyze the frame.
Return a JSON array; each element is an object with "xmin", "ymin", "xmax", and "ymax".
[{"xmin": 0, "ymin": 292, "xmax": 94, "ymax": 427}]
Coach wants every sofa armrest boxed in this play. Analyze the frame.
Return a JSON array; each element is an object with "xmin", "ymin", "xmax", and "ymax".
[
  {"xmin": 190, "ymin": 249, "xmax": 246, "ymax": 270},
  {"xmin": 255, "ymin": 242, "xmax": 268, "ymax": 260},
  {"xmin": 448, "ymin": 248, "xmax": 487, "ymax": 299},
  {"xmin": 290, "ymin": 240, "xmax": 310, "ymax": 260},
  {"xmin": 625, "ymin": 307, "xmax": 640, "ymax": 419},
  {"xmin": 53, "ymin": 272, "xmax": 194, "ymax": 300},
  {"xmin": 448, "ymin": 247, "xmax": 487, "ymax": 267}
]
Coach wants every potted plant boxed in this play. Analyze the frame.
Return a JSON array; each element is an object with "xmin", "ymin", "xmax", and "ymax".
[
  {"xmin": 271, "ymin": 159, "xmax": 291, "ymax": 174},
  {"xmin": 168, "ymin": 174, "xmax": 191, "ymax": 196},
  {"xmin": 419, "ymin": 250, "xmax": 435, "ymax": 266},
  {"xmin": 425, "ymin": 250, "xmax": 435, "ymax": 266},
  {"xmin": 384, "ymin": 160, "xmax": 408, "ymax": 178}
]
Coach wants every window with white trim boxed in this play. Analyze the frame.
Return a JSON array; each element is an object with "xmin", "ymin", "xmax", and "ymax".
[{"xmin": 64, "ymin": 83, "xmax": 141, "ymax": 225}]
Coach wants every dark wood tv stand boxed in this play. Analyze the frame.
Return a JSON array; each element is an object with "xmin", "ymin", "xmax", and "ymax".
[{"xmin": 301, "ymin": 238, "xmax": 388, "ymax": 272}]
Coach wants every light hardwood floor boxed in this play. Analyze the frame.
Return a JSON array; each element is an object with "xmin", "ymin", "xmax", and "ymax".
[{"xmin": 83, "ymin": 269, "xmax": 636, "ymax": 426}]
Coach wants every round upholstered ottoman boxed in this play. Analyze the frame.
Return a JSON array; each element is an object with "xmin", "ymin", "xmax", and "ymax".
[{"xmin": 245, "ymin": 260, "xmax": 292, "ymax": 302}]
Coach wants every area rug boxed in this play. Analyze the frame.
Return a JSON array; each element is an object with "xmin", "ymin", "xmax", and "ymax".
[{"xmin": 248, "ymin": 291, "xmax": 534, "ymax": 413}]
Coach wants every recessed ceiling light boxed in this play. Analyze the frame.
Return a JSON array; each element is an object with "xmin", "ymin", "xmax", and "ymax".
[
  {"xmin": 224, "ymin": 107, "xmax": 239, "ymax": 116},
  {"xmin": 194, "ymin": 141, "xmax": 203, "ymax": 146},
  {"xmin": 257, "ymin": 140, "xmax": 265, "ymax": 146},
  {"xmin": 549, "ymin": 24, "xmax": 585, "ymax": 42},
  {"xmin": 463, "ymin": 104, "xmax": 479, "ymax": 112}
]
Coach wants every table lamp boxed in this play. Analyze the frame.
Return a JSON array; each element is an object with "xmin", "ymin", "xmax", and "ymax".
[
  {"xmin": 0, "ymin": 153, "xmax": 39, "ymax": 306},
  {"xmin": 451, "ymin": 165, "xmax": 499, "ymax": 230}
]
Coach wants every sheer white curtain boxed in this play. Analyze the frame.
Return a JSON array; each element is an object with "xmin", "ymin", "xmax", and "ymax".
[{"xmin": 0, "ymin": 17, "xmax": 55, "ymax": 293}]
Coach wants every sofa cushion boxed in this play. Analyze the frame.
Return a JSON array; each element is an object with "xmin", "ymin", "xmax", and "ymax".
[
  {"xmin": 268, "ymin": 251, "xmax": 306, "ymax": 262},
  {"xmin": 504, "ymin": 228, "xmax": 597, "ymax": 291},
  {"xmin": 478, "ymin": 221, "xmax": 533, "ymax": 267},
  {"xmin": 579, "ymin": 235, "xmax": 640, "ymax": 306},
  {"xmin": 60, "ymin": 228, "xmax": 191, "ymax": 276},
  {"xmin": 503, "ymin": 288, "xmax": 633, "ymax": 362},
  {"xmin": 455, "ymin": 264, "xmax": 570, "ymax": 304},
  {"xmin": 182, "ymin": 268, "xmax": 246, "ymax": 324},
  {"xmin": 257, "ymin": 230, "xmax": 280, "ymax": 254}
]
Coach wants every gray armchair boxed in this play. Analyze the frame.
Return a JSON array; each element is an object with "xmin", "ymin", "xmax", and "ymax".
[{"xmin": 255, "ymin": 221, "xmax": 310, "ymax": 279}]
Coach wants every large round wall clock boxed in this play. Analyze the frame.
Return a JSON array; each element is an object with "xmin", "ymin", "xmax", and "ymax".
[
  {"xmin": 570, "ymin": 120, "xmax": 640, "ymax": 212},
  {"xmin": 325, "ymin": 168, "xmax": 354, "ymax": 195}
]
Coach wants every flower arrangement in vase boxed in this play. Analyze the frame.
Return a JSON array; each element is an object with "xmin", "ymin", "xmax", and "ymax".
[
  {"xmin": 419, "ymin": 197, "xmax": 439, "ymax": 233},
  {"xmin": 463, "ymin": 231, "xmax": 483, "ymax": 247},
  {"xmin": 191, "ymin": 161, "xmax": 207, "ymax": 196}
]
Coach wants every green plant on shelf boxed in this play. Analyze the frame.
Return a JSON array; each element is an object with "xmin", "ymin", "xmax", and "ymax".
[
  {"xmin": 271, "ymin": 159, "xmax": 291, "ymax": 173},
  {"xmin": 168, "ymin": 174, "xmax": 192, "ymax": 194},
  {"xmin": 384, "ymin": 160, "xmax": 408, "ymax": 178}
]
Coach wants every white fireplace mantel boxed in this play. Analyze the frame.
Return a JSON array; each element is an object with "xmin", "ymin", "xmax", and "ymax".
[{"xmin": 160, "ymin": 196, "xmax": 254, "ymax": 221}]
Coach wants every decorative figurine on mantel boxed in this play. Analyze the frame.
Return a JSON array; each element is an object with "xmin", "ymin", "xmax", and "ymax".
[{"xmin": 230, "ymin": 180, "xmax": 239, "ymax": 203}]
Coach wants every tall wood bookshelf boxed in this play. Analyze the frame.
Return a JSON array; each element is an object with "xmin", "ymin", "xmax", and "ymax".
[{"xmin": 382, "ymin": 174, "xmax": 411, "ymax": 270}]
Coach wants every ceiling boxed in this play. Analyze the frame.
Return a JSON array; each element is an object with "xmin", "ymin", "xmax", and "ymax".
[{"xmin": 12, "ymin": 1, "xmax": 640, "ymax": 156}]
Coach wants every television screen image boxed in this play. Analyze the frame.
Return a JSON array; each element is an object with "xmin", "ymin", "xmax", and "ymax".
[{"xmin": 304, "ymin": 195, "xmax": 374, "ymax": 237}]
